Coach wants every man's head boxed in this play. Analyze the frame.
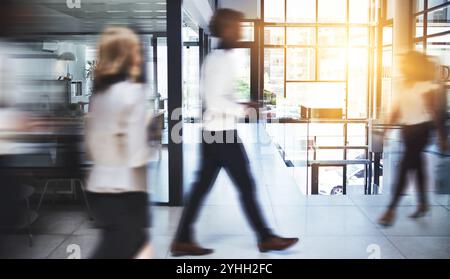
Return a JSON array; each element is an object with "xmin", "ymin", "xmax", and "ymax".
[{"xmin": 209, "ymin": 9, "xmax": 244, "ymax": 45}]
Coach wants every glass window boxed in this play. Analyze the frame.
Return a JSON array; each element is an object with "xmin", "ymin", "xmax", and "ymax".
[
  {"xmin": 264, "ymin": 48, "xmax": 285, "ymax": 102},
  {"xmin": 386, "ymin": 0, "xmax": 394, "ymax": 20},
  {"xmin": 318, "ymin": 28, "xmax": 347, "ymax": 46},
  {"xmin": 157, "ymin": 37, "xmax": 168, "ymax": 99},
  {"xmin": 318, "ymin": 0, "xmax": 347, "ymax": 23},
  {"xmin": 415, "ymin": 42, "xmax": 425, "ymax": 52},
  {"xmin": 316, "ymin": 150, "xmax": 344, "ymax": 160},
  {"xmin": 318, "ymin": 48, "xmax": 347, "ymax": 80},
  {"xmin": 287, "ymin": 0, "xmax": 316, "ymax": 23},
  {"xmin": 183, "ymin": 26, "xmax": 199, "ymax": 42},
  {"xmin": 349, "ymin": 28, "xmax": 369, "ymax": 46},
  {"xmin": 287, "ymin": 28, "xmax": 315, "ymax": 45},
  {"xmin": 240, "ymin": 22, "xmax": 254, "ymax": 42},
  {"xmin": 309, "ymin": 123, "xmax": 345, "ymax": 146},
  {"xmin": 381, "ymin": 47, "xmax": 393, "ymax": 119},
  {"xmin": 264, "ymin": 27, "xmax": 285, "ymax": 45},
  {"xmin": 415, "ymin": 0, "xmax": 425, "ymax": 12},
  {"xmin": 347, "ymin": 164, "xmax": 366, "ymax": 190},
  {"xmin": 234, "ymin": 49, "xmax": 251, "ymax": 102},
  {"xmin": 428, "ymin": 0, "xmax": 448, "ymax": 8},
  {"xmin": 348, "ymin": 48, "xmax": 369, "ymax": 119},
  {"xmin": 349, "ymin": 0, "xmax": 370, "ymax": 23},
  {"xmin": 183, "ymin": 42, "xmax": 200, "ymax": 120},
  {"xmin": 426, "ymin": 35, "xmax": 450, "ymax": 67},
  {"xmin": 347, "ymin": 124, "xmax": 367, "ymax": 146},
  {"xmin": 416, "ymin": 15, "xmax": 424, "ymax": 38},
  {"xmin": 286, "ymin": 48, "xmax": 315, "ymax": 81},
  {"xmin": 347, "ymin": 149, "xmax": 367, "ymax": 160},
  {"xmin": 286, "ymin": 82, "xmax": 346, "ymax": 110},
  {"xmin": 427, "ymin": 5, "xmax": 450, "ymax": 36},
  {"xmin": 427, "ymin": 33, "xmax": 450, "ymax": 44},
  {"xmin": 383, "ymin": 26, "xmax": 393, "ymax": 45},
  {"xmin": 264, "ymin": 0, "xmax": 285, "ymax": 22},
  {"xmin": 318, "ymin": 166, "xmax": 345, "ymax": 195}
]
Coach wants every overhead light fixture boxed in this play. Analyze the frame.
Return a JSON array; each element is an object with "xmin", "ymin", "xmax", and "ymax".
[{"xmin": 58, "ymin": 52, "xmax": 76, "ymax": 62}]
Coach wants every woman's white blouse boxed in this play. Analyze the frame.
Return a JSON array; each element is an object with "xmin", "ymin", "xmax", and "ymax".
[
  {"xmin": 392, "ymin": 80, "xmax": 441, "ymax": 126},
  {"xmin": 85, "ymin": 81, "xmax": 150, "ymax": 193}
]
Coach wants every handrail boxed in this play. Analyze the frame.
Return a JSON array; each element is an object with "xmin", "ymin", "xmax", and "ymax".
[
  {"xmin": 308, "ymin": 159, "xmax": 370, "ymax": 166},
  {"xmin": 275, "ymin": 118, "xmax": 369, "ymax": 124}
]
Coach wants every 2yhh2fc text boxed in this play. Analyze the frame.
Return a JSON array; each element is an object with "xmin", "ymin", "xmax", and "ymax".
[{"xmin": 176, "ymin": 263, "xmax": 273, "ymax": 277}]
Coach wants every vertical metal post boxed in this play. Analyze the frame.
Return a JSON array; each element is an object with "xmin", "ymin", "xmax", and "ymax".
[
  {"xmin": 167, "ymin": 0, "xmax": 184, "ymax": 206},
  {"xmin": 199, "ymin": 28, "xmax": 204, "ymax": 67},
  {"xmin": 374, "ymin": 152, "xmax": 381, "ymax": 194},
  {"xmin": 311, "ymin": 163, "xmax": 319, "ymax": 195},
  {"xmin": 152, "ymin": 36, "xmax": 158, "ymax": 98}
]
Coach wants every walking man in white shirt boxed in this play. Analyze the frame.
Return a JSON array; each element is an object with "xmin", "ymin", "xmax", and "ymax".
[{"xmin": 171, "ymin": 9, "xmax": 299, "ymax": 257}]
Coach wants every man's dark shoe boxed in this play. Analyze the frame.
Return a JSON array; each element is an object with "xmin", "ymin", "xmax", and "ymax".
[
  {"xmin": 258, "ymin": 236, "xmax": 299, "ymax": 252},
  {"xmin": 170, "ymin": 242, "xmax": 214, "ymax": 257}
]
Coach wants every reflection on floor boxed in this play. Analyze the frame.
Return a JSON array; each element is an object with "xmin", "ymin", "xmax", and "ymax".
[{"xmin": 2, "ymin": 124, "xmax": 449, "ymax": 259}]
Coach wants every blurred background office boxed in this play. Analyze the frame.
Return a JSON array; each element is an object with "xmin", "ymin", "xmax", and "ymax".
[{"xmin": 0, "ymin": 0, "xmax": 448, "ymax": 259}]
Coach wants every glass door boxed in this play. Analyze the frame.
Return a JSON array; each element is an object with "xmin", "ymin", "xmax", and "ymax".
[{"xmin": 148, "ymin": 34, "xmax": 170, "ymax": 204}]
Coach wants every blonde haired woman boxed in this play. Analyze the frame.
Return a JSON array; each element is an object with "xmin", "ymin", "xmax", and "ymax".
[
  {"xmin": 379, "ymin": 51, "xmax": 448, "ymax": 226},
  {"xmin": 85, "ymin": 27, "xmax": 152, "ymax": 258}
]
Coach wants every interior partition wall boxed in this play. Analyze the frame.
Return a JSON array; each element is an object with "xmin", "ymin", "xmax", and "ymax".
[{"xmin": 261, "ymin": 0, "xmax": 378, "ymax": 195}]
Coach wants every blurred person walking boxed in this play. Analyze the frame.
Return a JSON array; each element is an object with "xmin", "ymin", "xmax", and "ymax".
[
  {"xmin": 85, "ymin": 27, "xmax": 152, "ymax": 259},
  {"xmin": 0, "ymin": 1, "xmax": 40, "ymax": 259},
  {"xmin": 171, "ymin": 9, "xmax": 299, "ymax": 256},
  {"xmin": 378, "ymin": 51, "xmax": 448, "ymax": 227}
]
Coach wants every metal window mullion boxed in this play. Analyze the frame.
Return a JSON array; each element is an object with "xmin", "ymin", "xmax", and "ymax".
[
  {"xmin": 423, "ymin": 0, "xmax": 428, "ymax": 51},
  {"xmin": 315, "ymin": 0, "xmax": 319, "ymax": 81},
  {"xmin": 283, "ymin": 0, "xmax": 287, "ymax": 98},
  {"xmin": 342, "ymin": 0, "xmax": 351, "ymax": 194}
]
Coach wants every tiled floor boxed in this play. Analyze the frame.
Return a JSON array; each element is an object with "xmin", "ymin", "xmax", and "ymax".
[{"xmin": 2, "ymin": 125, "xmax": 450, "ymax": 259}]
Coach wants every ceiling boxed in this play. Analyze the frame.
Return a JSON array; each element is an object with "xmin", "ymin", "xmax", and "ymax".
[{"xmin": 31, "ymin": 0, "xmax": 167, "ymax": 33}]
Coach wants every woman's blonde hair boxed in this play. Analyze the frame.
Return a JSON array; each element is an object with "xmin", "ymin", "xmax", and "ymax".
[
  {"xmin": 399, "ymin": 51, "xmax": 439, "ymax": 82},
  {"xmin": 94, "ymin": 27, "xmax": 142, "ymax": 92}
]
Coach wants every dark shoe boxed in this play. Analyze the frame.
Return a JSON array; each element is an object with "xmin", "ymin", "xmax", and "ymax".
[
  {"xmin": 409, "ymin": 205, "xmax": 429, "ymax": 219},
  {"xmin": 258, "ymin": 236, "xmax": 299, "ymax": 253},
  {"xmin": 170, "ymin": 242, "xmax": 214, "ymax": 257},
  {"xmin": 378, "ymin": 210, "xmax": 395, "ymax": 227}
]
